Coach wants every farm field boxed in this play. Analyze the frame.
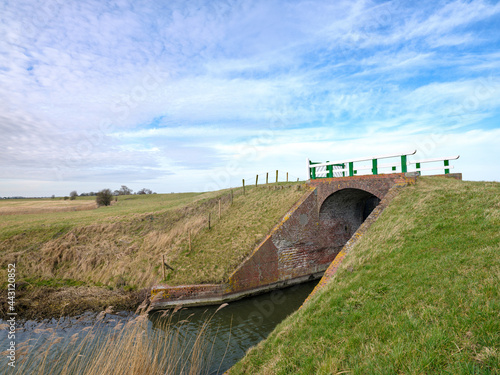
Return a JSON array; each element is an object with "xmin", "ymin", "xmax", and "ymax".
[
  {"xmin": 0, "ymin": 198, "xmax": 98, "ymax": 215},
  {"xmin": 0, "ymin": 182, "xmax": 305, "ymax": 319}
]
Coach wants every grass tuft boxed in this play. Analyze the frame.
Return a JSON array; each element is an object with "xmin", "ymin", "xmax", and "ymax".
[
  {"xmin": 0, "ymin": 183, "xmax": 305, "ymax": 319},
  {"xmin": 6, "ymin": 306, "xmax": 219, "ymax": 375},
  {"xmin": 229, "ymin": 177, "xmax": 500, "ymax": 374}
]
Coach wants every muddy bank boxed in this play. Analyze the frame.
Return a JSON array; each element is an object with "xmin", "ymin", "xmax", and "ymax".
[{"xmin": 0, "ymin": 285, "xmax": 147, "ymax": 321}]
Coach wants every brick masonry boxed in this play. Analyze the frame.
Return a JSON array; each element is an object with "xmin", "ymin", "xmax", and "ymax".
[
  {"xmin": 301, "ymin": 173, "xmax": 462, "ymax": 305},
  {"xmin": 150, "ymin": 173, "xmax": 417, "ymax": 309}
]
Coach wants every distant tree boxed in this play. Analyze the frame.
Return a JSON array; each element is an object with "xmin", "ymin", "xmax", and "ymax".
[
  {"xmin": 70, "ymin": 191, "xmax": 78, "ymax": 200},
  {"xmin": 96, "ymin": 189, "xmax": 113, "ymax": 207},
  {"xmin": 63, "ymin": 196, "xmax": 69, "ymax": 200},
  {"xmin": 51, "ymin": 195, "xmax": 55, "ymax": 199},
  {"xmin": 137, "ymin": 188, "xmax": 153, "ymax": 195},
  {"xmin": 118, "ymin": 185, "xmax": 133, "ymax": 195}
]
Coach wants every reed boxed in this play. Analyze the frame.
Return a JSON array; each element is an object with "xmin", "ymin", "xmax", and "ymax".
[{"xmin": 11, "ymin": 304, "xmax": 222, "ymax": 375}]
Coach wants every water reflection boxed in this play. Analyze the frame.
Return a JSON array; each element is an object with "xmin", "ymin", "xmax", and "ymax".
[
  {"xmin": 150, "ymin": 280, "xmax": 318, "ymax": 374},
  {"xmin": 0, "ymin": 280, "xmax": 317, "ymax": 374}
]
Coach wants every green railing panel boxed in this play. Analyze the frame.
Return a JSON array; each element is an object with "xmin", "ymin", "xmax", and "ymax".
[
  {"xmin": 307, "ymin": 151, "xmax": 455, "ymax": 180},
  {"xmin": 401, "ymin": 155, "xmax": 407, "ymax": 173},
  {"xmin": 327, "ymin": 161, "xmax": 333, "ymax": 178},
  {"xmin": 372, "ymin": 159, "xmax": 378, "ymax": 175}
]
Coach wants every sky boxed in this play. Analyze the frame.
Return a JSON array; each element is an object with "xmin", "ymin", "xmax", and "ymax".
[{"xmin": 1, "ymin": 0, "xmax": 499, "ymax": 197}]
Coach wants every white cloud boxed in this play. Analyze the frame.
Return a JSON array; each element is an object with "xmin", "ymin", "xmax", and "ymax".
[{"xmin": 0, "ymin": 0, "xmax": 499, "ymax": 196}]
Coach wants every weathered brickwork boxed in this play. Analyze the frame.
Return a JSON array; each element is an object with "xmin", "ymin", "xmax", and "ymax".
[
  {"xmin": 151, "ymin": 173, "xmax": 415, "ymax": 309},
  {"xmin": 302, "ymin": 183, "xmax": 407, "ymax": 306}
]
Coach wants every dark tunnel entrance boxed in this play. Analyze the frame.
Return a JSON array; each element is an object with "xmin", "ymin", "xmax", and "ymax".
[{"xmin": 319, "ymin": 188, "xmax": 381, "ymax": 250}]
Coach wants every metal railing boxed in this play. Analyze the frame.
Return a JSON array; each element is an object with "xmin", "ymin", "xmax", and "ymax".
[{"xmin": 308, "ymin": 151, "xmax": 459, "ymax": 179}]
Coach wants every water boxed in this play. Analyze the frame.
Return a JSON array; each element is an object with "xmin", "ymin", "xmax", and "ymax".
[
  {"xmin": 0, "ymin": 311, "xmax": 137, "ymax": 375},
  {"xmin": 150, "ymin": 280, "xmax": 318, "ymax": 373},
  {"xmin": 0, "ymin": 281, "xmax": 317, "ymax": 374}
]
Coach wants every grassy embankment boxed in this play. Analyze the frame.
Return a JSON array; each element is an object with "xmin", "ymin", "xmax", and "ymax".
[
  {"xmin": 0, "ymin": 183, "xmax": 305, "ymax": 320},
  {"xmin": 230, "ymin": 177, "xmax": 500, "ymax": 374}
]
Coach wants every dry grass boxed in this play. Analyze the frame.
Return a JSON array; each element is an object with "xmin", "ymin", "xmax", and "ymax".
[
  {"xmin": 0, "ymin": 199, "xmax": 97, "ymax": 215},
  {"xmin": 9, "ymin": 305, "xmax": 220, "ymax": 375},
  {"xmin": 0, "ymin": 192, "xmax": 203, "ymax": 241},
  {"xmin": 8, "ymin": 285, "xmax": 147, "ymax": 320},
  {"xmin": 0, "ymin": 183, "xmax": 305, "ymax": 318},
  {"xmin": 162, "ymin": 184, "xmax": 306, "ymax": 285}
]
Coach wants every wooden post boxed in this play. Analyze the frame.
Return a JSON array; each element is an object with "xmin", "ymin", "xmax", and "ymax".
[
  {"xmin": 208, "ymin": 212, "xmax": 211, "ymax": 229},
  {"xmin": 276, "ymin": 170, "xmax": 278, "ymax": 183},
  {"xmin": 255, "ymin": 174, "xmax": 258, "ymax": 187},
  {"xmin": 286, "ymin": 172, "xmax": 288, "ymax": 182},
  {"xmin": 218, "ymin": 198, "xmax": 221, "ymax": 220},
  {"xmin": 161, "ymin": 254, "xmax": 165, "ymax": 280},
  {"xmin": 297, "ymin": 178, "xmax": 299, "ymax": 182},
  {"xmin": 242, "ymin": 179, "xmax": 245, "ymax": 195},
  {"xmin": 266, "ymin": 172, "xmax": 268, "ymax": 185}
]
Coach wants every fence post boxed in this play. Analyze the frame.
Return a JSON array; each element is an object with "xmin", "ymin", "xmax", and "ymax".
[
  {"xmin": 161, "ymin": 254, "xmax": 165, "ymax": 280},
  {"xmin": 188, "ymin": 231, "xmax": 192, "ymax": 254},
  {"xmin": 286, "ymin": 172, "xmax": 288, "ymax": 182},
  {"xmin": 401, "ymin": 155, "xmax": 408, "ymax": 173},
  {"xmin": 266, "ymin": 172, "xmax": 268, "ymax": 185},
  {"xmin": 242, "ymin": 179, "xmax": 245, "ymax": 195},
  {"xmin": 276, "ymin": 170, "xmax": 278, "ymax": 183},
  {"xmin": 444, "ymin": 160, "xmax": 450, "ymax": 174},
  {"xmin": 372, "ymin": 159, "xmax": 378, "ymax": 175},
  {"xmin": 349, "ymin": 162, "xmax": 354, "ymax": 177},
  {"xmin": 256, "ymin": 174, "xmax": 258, "ymax": 187}
]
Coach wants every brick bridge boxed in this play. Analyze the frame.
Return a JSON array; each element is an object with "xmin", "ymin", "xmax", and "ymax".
[{"xmin": 150, "ymin": 173, "xmax": 415, "ymax": 309}]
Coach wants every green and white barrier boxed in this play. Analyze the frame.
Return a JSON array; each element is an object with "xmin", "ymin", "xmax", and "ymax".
[{"xmin": 308, "ymin": 151, "xmax": 459, "ymax": 179}]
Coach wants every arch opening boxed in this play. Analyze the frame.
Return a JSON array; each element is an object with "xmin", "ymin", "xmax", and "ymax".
[{"xmin": 319, "ymin": 188, "xmax": 381, "ymax": 249}]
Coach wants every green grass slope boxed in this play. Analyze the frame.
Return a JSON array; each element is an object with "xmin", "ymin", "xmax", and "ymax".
[
  {"xmin": 0, "ymin": 183, "xmax": 305, "ymax": 319},
  {"xmin": 230, "ymin": 177, "xmax": 500, "ymax": 374}
]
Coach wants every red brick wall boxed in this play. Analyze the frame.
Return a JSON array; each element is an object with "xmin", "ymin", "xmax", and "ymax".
[
  {"xmin": 227, "ymin": 174, "xmax": 410, "ymax": 293},
  {"xmin": 151, "ymin": 174, "xmax": 413, "ymax": 308}
]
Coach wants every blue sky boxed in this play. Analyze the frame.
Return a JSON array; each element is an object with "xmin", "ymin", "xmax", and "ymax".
[{"xmin": 1, "ymin": 0, "xmax": 499, "ymax": 196}]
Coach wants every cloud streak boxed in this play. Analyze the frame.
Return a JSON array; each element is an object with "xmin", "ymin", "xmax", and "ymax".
[{"xmin": 0, "ymin": 0, "xmax": 499, "ymax": 196}]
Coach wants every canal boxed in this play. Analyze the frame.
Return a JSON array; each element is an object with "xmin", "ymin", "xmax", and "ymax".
[{"xmin": 0, "ymin": 280, "xmax": 317, "ymax": 374}]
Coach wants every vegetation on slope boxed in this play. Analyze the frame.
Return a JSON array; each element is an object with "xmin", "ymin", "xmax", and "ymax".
[
  {"xmin": 0, "ymin": 183, "xmax": 305, "ymax": 319},
  {"xmin": 230, "ymin": 177, "xmax": 500, "ymax": 374}
]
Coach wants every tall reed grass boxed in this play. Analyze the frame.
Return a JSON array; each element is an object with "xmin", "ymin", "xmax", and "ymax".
[{"xmin": 9, "ymin": 304, "xmax": 226, "ymax": 375}]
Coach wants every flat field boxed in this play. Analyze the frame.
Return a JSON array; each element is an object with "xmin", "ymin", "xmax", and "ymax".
[
  {"xmin": 0, "ymin": 198, "xmax": 98, "ymax": 215},
  {"xmin": 0, "ymin": 183, "xmax": 305, "ymax": 319}
]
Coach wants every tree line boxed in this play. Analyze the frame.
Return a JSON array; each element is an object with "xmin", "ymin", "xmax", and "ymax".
[{"xmin": 67, "ymin": 185, "xmax": 156, "ymax": 207}]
